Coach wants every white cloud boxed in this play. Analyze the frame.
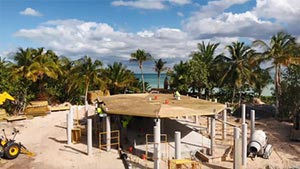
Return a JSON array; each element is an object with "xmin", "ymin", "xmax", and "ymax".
[
  {"xmin": 111, "ymin": 0, "xmax": 165, "ymax": 10},
  {"xmin": 168, "ymin": 0, "xmax": 191, "ymax": 5},
  {"xmin": 20, "ymin": 7, "xmax": 42, "ymax": 16},
  {"xmin": 14, "ymin": 19, "xmax": 198, "ymax": 63},
  {"xmin": 111, "ymin": 0, "xmax": 191, "ymax": 10},
  {"xmin": 177, "ymin": 12, "xmax": 184, "ymax": 17}
]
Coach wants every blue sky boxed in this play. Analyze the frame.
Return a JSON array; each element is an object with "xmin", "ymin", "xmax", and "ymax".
[{"xmin": 1, "ymin": 0, "xmax": 300, "ymax": 72}]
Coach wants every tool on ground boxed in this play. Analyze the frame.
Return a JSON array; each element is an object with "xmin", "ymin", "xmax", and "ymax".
[{"xmin": 0, "ymin": 128, "xmax": 35, "ymax": 159}]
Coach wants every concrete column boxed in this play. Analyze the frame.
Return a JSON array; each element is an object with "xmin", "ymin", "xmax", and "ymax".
[
  {"xmin": 70, "ymin": 106, "xmax": 74, "ymax": 129},
  {"xmin": 250, "ymin": 110, "xmax": 255, "ymax": 139},
  {"xmin": 242, "ymin": 104, "xmax": 246, "ymax": 124},
  {"xmin": 154, "ymin": 119, "xmax": 161, "ymax": 169},
  {"xmin": 106, "ymin": 116, "xmax": 111, "ymax": 152},
  {"xmin": 175, "ymin": 131, "xmax": 181, "ymax": 159},
  {"xmin": 195, "ymin": 115, "xmax": 199, "ymax": 124},
  {"xmin": 242, "ymin": 123, "xmax": 247, "ymax": 167},
  {"xmin": 210, "ymin": 116, "xmax": 215, "ymax": 156},
  {"xmin": 207, "ymin": 117, "xmax": 210, "ymax": 134},
  {"xmin": 234, "ymin": 127, "xmax": 241, "ymax": 169},
  {"xmin": 87, "ymin": 119, "xmax": 92, "ymax": 156},
  {"xmin": 85, "ymin": 101, "xmax": 88, "ymax": 118},
  {"xmin": 67, "ymin": 113, "xmax": 72, "ymax": 145},
  {"xmin": 222, "ymin": 104, "xmax": 227, "ymax": 140}
]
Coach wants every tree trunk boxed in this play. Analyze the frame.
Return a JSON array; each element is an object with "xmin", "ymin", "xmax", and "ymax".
[
  {"xmin": 232, "ymin": 87, "xmax": 236, "ymax": 104},
  {"xmin": 85, "ymin": 81, "xmax": 89, "ymax": 118},
  {"xmin": 157, "ymin": 72, "xmax": 160, "ymax": 88},
  {"xmin": 275, "ymin": 64, "xmax": 280, "ymax": 115},
  {"xmin": 140, "ymin": 66, "xmax": 145, "ymax": 93}
]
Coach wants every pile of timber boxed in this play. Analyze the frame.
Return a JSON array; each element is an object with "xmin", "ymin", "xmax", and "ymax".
[
  {"xmin": 24, "ymin": 101, "xmax": 51, "ymax": 117},
  {"xmin": 87, "ymin": 90, "xmax": 110, "ymax": 103},
  {"xmin": 50, "ymin": 102, "xmax": 71, "ymax": 112},
  {"xmin": 0, "ymin": 109, "xmax": 8, "ymax": 121}
]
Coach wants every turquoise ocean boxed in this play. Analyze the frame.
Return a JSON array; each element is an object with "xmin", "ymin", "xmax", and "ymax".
[{"xmin": 135, "ymin": 73, "xmax": 273, "ymax": 96}]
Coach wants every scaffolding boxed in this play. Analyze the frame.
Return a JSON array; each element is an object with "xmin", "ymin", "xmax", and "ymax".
[
  {"xmin": 145, "ymin": 134, "xmax": 169, "ymax": 161},
  {"xmin": 99, "ymin": 130, "xmax": 120, "ymax": 150}
]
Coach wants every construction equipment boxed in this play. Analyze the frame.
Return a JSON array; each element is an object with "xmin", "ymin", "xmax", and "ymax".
[
  {"xmin": 247, "ymin": 130, "xmax": 273, "ymax": 159},
  {"xmin": 0, "ymin": 128, "xmax": 35, "ymax": 159},
  {"xmin": 0, "ymin": 92, "xmax": 15, "ymax": 105}
]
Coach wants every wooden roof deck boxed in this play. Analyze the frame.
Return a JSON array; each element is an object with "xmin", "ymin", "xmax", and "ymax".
[{"xmin": 101, "ymin": 94, "xmax": 225, "ymax": 118}]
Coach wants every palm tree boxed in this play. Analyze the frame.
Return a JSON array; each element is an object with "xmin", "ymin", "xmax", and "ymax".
[
  {"xmin": 154, "ymin": 59, "xmax": 167, "ymax": 88},
  {"xmin": 103, "ymin": 62, "xmax": 137, "ymax": 94},
  {"xmin": 68, "ymin": 56, "xmax": 103, "ymax": 108},
  {"xmin": 253, "ymin": 31, "xmax": 298, "ymax": 113},
  {"xmin": 189, "ymin": 41, "xmax": 220, "ymax": 98},
  {"xmin": 130, "ymin": 49, "xmax": 152, "ymax": 93},
  {"xmin": 216, "ymin": 42, "xmax": 255, "ymax": 104}
]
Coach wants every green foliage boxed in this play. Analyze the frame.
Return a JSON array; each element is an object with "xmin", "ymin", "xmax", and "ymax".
[{"xmin": 279, "ymin": 65, "xmax": 300, "ymax": 119}]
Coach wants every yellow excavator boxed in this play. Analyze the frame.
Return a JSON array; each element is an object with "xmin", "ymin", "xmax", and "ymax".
[
  {"xmin": 0, "ymin": 92, "xmax": 15, "ymax": 105},
  {"xmin": 0, "ymin": 92, "xmax": 35, "ymax": 159}
]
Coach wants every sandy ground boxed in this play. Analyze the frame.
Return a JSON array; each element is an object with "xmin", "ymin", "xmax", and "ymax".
[
  {"xmin": 0, "ymin": 110, "xmax": 124, "ymax": 169},
  {"xmin": 0, "ymin": 107, "xmax": 300, "ymax": 169}
]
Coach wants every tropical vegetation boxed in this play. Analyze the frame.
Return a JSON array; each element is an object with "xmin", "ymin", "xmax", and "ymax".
[{"xmin": 0, "ymin": 31, "xmax": 299, "ymax": 121}]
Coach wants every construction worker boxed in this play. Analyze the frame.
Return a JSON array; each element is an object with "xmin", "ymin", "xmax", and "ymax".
[
  {"xmin": 174, "ymin": 90, "xmax": 181, "ymax": 100},
  {"xmin": 95, "ymin": 98, "xmax": 107, "ymax": 117}
]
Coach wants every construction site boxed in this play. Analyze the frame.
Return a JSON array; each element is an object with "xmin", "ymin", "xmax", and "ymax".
[{"xmin": 0, "ymin": 93, "xmax": 300, "ymax": 169}]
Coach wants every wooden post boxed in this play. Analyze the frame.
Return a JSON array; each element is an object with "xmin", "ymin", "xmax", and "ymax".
[
  {"xmin": 67, "ymin": 113, "xmax": 72, "ymax": 145},
  {"xmin": 222, "ymin": 104, "xmax": 227, "ymax": 140},
  {"xmin": 210, "ymin": 116, "xmax": 215, "ymax": 156},
  {"xmin": 207, "ymin": 117, "xmax": 210, "ymax": 134}
]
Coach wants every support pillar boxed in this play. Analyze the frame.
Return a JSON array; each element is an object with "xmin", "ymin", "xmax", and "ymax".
[
  {"xmin": 242, "ymin": 123, "xmax": 247, "ymax": 168},
  {"xmin": 175, "ymin": 131, "xmax": 181, "ymax": 159},
  {"xmin": 222, "ymin": 104, "xmax": 227, "ymax": 140},
  {"xmin": 207, "ymin": 117, "xmax": 210, "ymax": 134},
  {"xmin": 195, "ymin": 115, "xmax": 199, "ymax": 124},
  {"xmin": 250, "ymin": 110, "xmax": 255, "ymax": 139},
  {"xmin": 87, "ymin": 119, "xmax": 92, "ymax": 156},
  {"xmin": 234, "ymin": 127, "xmax": 241, "ymax": 169},
  {"xmin": 154, "ymin": 119, "xmax": 161, "ymax": 169},
  {"xmin": 242, "ymin": 104, "xmax": 246, "ymax": 124},
  {"xmin": 210, "ymin": 116, "xmax": 215, "ymax": 156},
  {"xmin": 67, "ymin": 113, "xmax": 72, "ymax": 145},
  {"xmin": 106, "ymin": 116, "xmax": 111, "ymax": 151},
  {"xmin": 70, "ymin": 106, "xmax": 74, "ymax": 129}
]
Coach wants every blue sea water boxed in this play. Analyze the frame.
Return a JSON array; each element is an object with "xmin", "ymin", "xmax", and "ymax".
[
  {"xmin": 135, "ymin": 73, "xmax": 273, "ymax": 96},
  {"xmin": 134, "ymin": 73, "xmax": 167, "ymax": 89}
]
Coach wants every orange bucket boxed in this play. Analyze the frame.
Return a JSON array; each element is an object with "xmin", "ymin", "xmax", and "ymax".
[
  {"xmin": 154, "ymin": 96, "xmax": 158, "ymax": 100},
  {"xmin": 164, "ymin": 100, "xmax": 169, "ymax": 104}
]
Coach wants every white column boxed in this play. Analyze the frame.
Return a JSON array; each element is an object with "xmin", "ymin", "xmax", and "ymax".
[
  {"xmin": 67, "ymin": 113, "xmax": 72, "ymax": 145},
  {"xmin": 175, "ymin": 131, "xmax": 181, "ymax": 159},
  {"xmin": 195, "ymin": 115, "xmax": 199, "ymax": 124},
  {"xmin": 234, "ymin": 127, "xmax": 241, "ymax": 169},
  {"xmin": 87, "ymin": 119, "xmax": 92, "ymax": 156},
  {"xmin": 210, "ymin": 116, "xmax": 215, "ymax": 156},
  {"xmin": 207, "ymin": 117, "xmax": 210, "ymax": 134},
  {"xmin": 222, "ymin": 104, "xmax": 227, "ymax": 140},
  {"xmin": 106, "ymin": 116, "xmax": 111, "ymax": 152},
  {"xmin": 242, "ymin": 123, "xmax": 247, "ymax": 167},
  {"xmin": 70, "ymin": 106, "xmax": 74, "ymax": 129},
  {"xmin": 242, "ymin": 104, "xmax": 246, "ymax": 124},
  {"xmin": 250, "ymin": 110, "xmax": 255, "ymax": 139},
  {"xmin": 154, "ymin": 119, "xmax": 161, "ymax": 169}
]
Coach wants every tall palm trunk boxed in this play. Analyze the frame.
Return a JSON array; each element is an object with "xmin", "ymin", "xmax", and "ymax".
[
  {"xmin": 232, "ymin": 86, "xmax": 236, "ymax": 104},
  {"xmin": 275, "ymin": 64, "xmax": 281, "ymax": 115},
  {"xmin": 84, "ymin": 80, "xmax": 89, "ymax": 117},
  {"xmin": 157, "ymin": 72, "xmax": 160, "ymax": 88},
  {"xmin": 140, "ymin": 65, "xmax": 145, "ymax": 93}
]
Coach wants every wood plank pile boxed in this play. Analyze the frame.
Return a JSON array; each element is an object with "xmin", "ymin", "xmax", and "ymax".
[
  {"xmin": 87, "ymin": 90, "xmax": 110, "ymax": 103},
  {"xmin": 24, "ymin": 101, "xmax": 51, "ymax": 116}
]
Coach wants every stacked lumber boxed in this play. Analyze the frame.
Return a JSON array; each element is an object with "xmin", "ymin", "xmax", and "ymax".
[
  {"xmin": 0, "ymin": 108, "xmax": 8, "ymax": 121},
  {"xmin": 50, "ymin": 102, "xmax": 71, "ymax": 111},
  {"xmin": 87, "ymin": 90, "xmax": 110, "ymax": 103},
  {"xmin": 24, "ymin": 101, "xmax": 51, "ymax": 116}
]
